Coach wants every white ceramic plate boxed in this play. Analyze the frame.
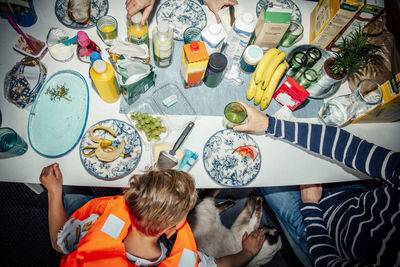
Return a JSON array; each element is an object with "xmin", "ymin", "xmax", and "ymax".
[
  {"xmin": 55, "ymin": 0, "xmax": 109, "ymax": 29},
  {"xmin": 256, "ymin": 0, "xmax": 302, "ymax": 23},
  {"xmin": 203, "ymin": 129, "xmax": 261, "ymax": 187},
  {"xmin": 156, "ymin": 0, "xmax": 207, "ymax": 40},
  {"xmin": 79, "ymin": 119, "xmax": 142, "ymax": 180}
]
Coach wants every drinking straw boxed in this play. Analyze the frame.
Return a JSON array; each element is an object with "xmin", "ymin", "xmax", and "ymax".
[{"xmin": 7, "ymin": 14, "xmax": 37, "ymax": 54}]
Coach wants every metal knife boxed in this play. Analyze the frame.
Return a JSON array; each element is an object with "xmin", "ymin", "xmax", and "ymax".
[{"xmin": 229, "ymin": 5, "xmax": 235, "ymax": 27}]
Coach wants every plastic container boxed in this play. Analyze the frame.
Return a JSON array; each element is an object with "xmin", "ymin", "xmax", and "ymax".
[
  {"xmin": 203, "ymin": 53, "xmax": 228, "ymax": 88},
  {"xmin": 13, "ymin": 34, "xmax": 47, "ymax": 59},
  {"xmin": 152, "ymin": 83, "xmax": 197, "ymax": 129},
  {"xmin": 152, "ymin": 22, "xmax": 174, "ymax": 68},
  {"xmin": 224, "ymin": 13, "xmax": 256, "ymax": 60},
  {"xmin": 127, "ymin": 12, "xmax": 149, "ymax": 46},
  {"xmin": 89, "ymin": 52, "xmax": 120, "ymax": 103},
  {"xmin": 181, "ymin": 41, "xmax": 209, "ymax": 89},
  {"xmin": 77, "ymin": 31, "xmax": 101, "ymax": 63},
  {"xmin": 201, "ymin": 23, "xmax": 226, "ymax": 55},
  {"xmin": 239, "ymin": 45, "xmax": 263, "ymax": 73},
  {"xmin": 46, "ymin": 28, "xmax": 75, "ymax": 62}
]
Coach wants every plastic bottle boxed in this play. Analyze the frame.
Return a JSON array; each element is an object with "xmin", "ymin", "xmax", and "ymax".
[
  {"xmin": 201, "ymin": 23, "xmax": 226, "ymax": 55},
  {"xmin": 152, "ymin": 22, "xmax": 173, "ymax": 68},
  {"xmin": 224, "ymin": 13, "xmax": 256, "ymax": 60},
  {"xmin": 89, "ymin": 52, "xmax": 120, "ymax": 103},
  {"xmin": 76, "ymin": 31, "xmax": 101, "ymax": 63}
]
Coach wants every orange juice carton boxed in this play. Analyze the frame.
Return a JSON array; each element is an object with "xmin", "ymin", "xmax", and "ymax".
[
  {"xmin": 309, "ymin": 0, "xmax": 364, "ymax": 48},
  {"xmin": 351, "ymin": 73, "xmax": 400, "ymax": 123},
  {"xmin": 181, "ymin": 41, "xmax": 209, "ymax": 89}
]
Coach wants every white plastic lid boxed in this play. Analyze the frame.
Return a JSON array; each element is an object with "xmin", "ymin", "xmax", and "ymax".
[
  {"xmin": 158, "ymin": 22, "xmax": 169, "ymax": 33},
  {"xmin": 235, "ymin": 13, "xmax": 255, "ymax": 33},
  {"xmin": 243, "ymin": 45, "xmax": 263, "ymax": 64},
  {"xmin": 209, "ymin": 24, "xmax": 222, "ymax": 35},
  {"xmin": 93, "ymin": 60, "xmax": 107, "ymax": 73},
  {"xmin": 131, "ymin": 12, "xmax": 142, "ymax": 24}
]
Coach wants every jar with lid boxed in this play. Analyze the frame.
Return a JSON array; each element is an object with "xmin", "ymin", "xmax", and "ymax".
[
  {"xmin": 239, "ymin": 45, "xmax": 263, "ymax": 73},
  {"xmin": 203, "ymin": 53, "xmax": 228, "ymax": 88},
  {"xmin": 152, "ymin": 22, "xmax": 173, "ymax": 68}
]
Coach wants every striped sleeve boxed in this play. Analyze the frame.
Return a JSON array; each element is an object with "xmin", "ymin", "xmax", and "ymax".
[
  {"xmin": 266, "ymin": 117, "xmax": 400, "ymax": 185},
  {"xmin": 300, "ymin": 203, "xmax": 359, "ymax": 267}
]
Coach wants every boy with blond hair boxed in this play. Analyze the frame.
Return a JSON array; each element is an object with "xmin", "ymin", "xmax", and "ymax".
[{"xmin": 40, "ymin": 163, "xmax": 265, "ymax": 267}]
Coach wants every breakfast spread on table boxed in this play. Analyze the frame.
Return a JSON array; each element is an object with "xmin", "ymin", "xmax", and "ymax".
[{"xmin": 1, "ymin": 0, "xmax": 397, "ymax": 184}]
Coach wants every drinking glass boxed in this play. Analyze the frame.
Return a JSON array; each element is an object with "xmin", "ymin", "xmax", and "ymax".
[
  {"xmin": 96, "ymin": 15, "xmax": 118, "ymax": 45},
  {"xmin": 305, "ymin": 47, "xmax": 322, "ymax": 68},
  {"xmin": 279, "ymin": 21, "xmax": 304, "ymax": 47},
  {"xmin": 183, "ymin": 27, "xmax": 202, "ymax": 44},
  {"xmin": 287, "ymin": 51, "xmax": 307, "ymax": 77},
  {"xmin": 0, "ymin": 127, "xmax": 28, "ymax": 158},
  {"xmin": 318, "ymin": 79, "xmax": 383, "ymax": 127},
  {"xmin": 223, "ymin": 102, "xmax": 247, "ymax": 129},
  {"xmin": 297, "ymin": 68, "xmax": 318, "ymax": 89}
]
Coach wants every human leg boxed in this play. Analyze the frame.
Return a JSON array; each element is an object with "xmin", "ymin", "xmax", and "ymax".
[
  {"xmin": 63, "ymin": 194, "xmax": 95, "ymax": 218},
  {"xmin": 260, "ymin": 186, "xmax": 308, "ymax": 255}
]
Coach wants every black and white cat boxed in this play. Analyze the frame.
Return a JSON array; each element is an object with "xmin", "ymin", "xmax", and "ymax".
[{"xmin": 188, "ymin": 190, "xmax": 282, "ymax": 267}]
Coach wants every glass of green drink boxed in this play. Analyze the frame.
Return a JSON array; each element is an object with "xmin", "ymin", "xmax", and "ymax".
[{"xmin": 223, "ymin": 102, "xmax": 247, "ymax": 129}]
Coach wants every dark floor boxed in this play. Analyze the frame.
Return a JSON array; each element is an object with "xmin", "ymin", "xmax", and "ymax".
[{"xmin": 0, "ymin": 182, "xmax": 303, "ymax": 267}]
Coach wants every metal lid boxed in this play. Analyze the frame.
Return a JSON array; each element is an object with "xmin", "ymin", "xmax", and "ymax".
[{"xmin": 208, "ymin": 53, "xmax": 228, "ymax": 73}]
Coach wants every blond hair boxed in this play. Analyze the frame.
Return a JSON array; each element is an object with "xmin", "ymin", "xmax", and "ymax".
[{"xmin": 124, "ymin": 169, "xmax": 197, "ymax": 236}]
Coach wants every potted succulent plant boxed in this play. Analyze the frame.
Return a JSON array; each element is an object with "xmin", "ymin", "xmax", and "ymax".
[{"xmin": 315, "ymin": 26, "xmax": 383, "ymax": 95}]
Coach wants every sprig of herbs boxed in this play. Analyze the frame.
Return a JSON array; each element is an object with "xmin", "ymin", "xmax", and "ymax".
[{"xmin": 45, "ymin": 84, "xmax": 71, "ymax": 102}]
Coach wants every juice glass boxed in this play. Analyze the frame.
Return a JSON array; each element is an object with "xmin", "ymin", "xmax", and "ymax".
[{"xmin": 223, "ymin": 102, "xmax": 247, "ymax": 129}]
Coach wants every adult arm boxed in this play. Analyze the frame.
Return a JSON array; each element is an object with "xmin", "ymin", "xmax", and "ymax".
[
  {"xmin": 39, "ymin": 163, "xmax": 67, "ymax": 253},
  {"xmin": 234, "ymin": 101, "xmax": 400, "ymax": 184},
  {"xmin": 125, "ymin": 0, "xmax": 238, "ymax": 24}
]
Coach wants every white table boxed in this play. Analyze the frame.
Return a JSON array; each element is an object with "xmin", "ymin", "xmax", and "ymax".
[{"xmin": 0, "ymin": 0, "xmax": 398, "ymax": 189}]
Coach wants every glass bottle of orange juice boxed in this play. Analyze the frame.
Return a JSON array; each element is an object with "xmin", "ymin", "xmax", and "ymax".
[{"xmin": 127, "ymin": 12, "xmax": 149, "ymax": 58}]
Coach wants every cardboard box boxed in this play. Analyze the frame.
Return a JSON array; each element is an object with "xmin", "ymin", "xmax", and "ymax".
[
  {"xmin": 351, "ymin": 73, "xmax": 400, "ymax": 123},
  {"xmin": 309, "ymin": 0, "xmax": 364, "ymax": 48},
  {"xmin": 326, "ymin": 3, "xmax": 384, "ymax": 51},
  {"xmin": 250, "ymin": 7, "xmax": 291, "ymax": 51}
]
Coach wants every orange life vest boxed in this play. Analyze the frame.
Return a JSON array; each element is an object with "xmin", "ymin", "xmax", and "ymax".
[{"xmin": 60, "ymin": 195, "xmax": 199, "ymax": 267}]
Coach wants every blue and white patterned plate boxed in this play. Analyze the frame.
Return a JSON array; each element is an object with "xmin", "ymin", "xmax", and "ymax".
[
  {"xmin": 256, "ymin": 0, "xmax": 302, "ymax": 23},
  {"xmin": 55, "ymin": 0, "xmax": 109, "ymax": 29},
  {"xmin": 79, "ymin": 119, "xmax": 142, "ymax": 180},
  {"xmin": 203, "ymin": 129, "xmax": 261, "ymax": 187},
  {"xmin": 156, "ymin": 0, "xmax": 207, "ymax": 41}
]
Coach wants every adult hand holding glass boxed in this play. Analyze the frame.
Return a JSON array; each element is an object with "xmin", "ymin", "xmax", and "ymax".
[
  {"xmin": 126, "ymin": 0, "xmax": 155, "ymax": 24},
  {"xmin": 233, "ymin": 101, "xmax": 269, "ymax": 133}
]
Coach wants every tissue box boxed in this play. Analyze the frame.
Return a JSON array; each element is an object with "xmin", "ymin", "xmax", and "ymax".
[
  {"xmin": 309, "ymin": 0, "xmax": 364, "ymax": 48},
  {"xmin": 351, "ymin": 73, "xmax": 400, "ymax": 123}
]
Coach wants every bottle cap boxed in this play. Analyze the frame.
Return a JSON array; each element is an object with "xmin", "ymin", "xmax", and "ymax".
[
  {"xmin": 241, "ymin": 13, "xmax": 254, "ymax": 25},
  {"xmin": 131, "ymin": 12, "xmax": 142, "ymax": 24},
  {"xmin": 158, "ymin": 22, "xmax": 169, "ymax": 33},
  {"xmin": 92, "ymin": 60, "xmax": 107, "ymax": 73},
  {"xmin": 243, "ymin": 45, "xmax": 263, "ymax": 65},
  {"xmin": 190, "ymin": 41, "xmax": 199, "ymax": 50},
  {"xmin": 77, "ymin": 31, "xmax": 90, "ymax": 47},
  {"xmin": 90, "ymin": 52, "xmax": 102, "ymax": 64},
  {"xmin": 209, "ymin": 24, "xmax": 222, "ymax": 35},
  {"xmin": 208, "ymin": 52, "xmax": 228, "ymax": 73}
]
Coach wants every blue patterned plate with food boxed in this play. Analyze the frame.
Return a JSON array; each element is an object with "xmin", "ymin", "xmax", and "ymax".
[
  {"xmin": 55, "ymin": 0, "xmax": 109, "ymax": 29},
  {"xmin": 203, "ymin": 129, "xmax": 261, "ymax": 187},
  {"xmin": 156, "ymin": 0, "xmax": 207, "ymax": 40},
  {"xmin": 79, "ymin": 119, "xmax": 142, "ymax": 180},
  {"xmin": 256, "ymin": 0, "xmax": 302, "ymax": 23}
]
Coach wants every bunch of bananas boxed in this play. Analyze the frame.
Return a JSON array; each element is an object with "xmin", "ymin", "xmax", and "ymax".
[{"xmin": 246, "ymin": 48, "xmax": 288, "ymax": 110}]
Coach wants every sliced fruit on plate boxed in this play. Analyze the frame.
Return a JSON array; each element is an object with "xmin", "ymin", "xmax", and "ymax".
[{"xmin": 232, "ymin": 145, "xmax": 259, "ymax": 161}]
